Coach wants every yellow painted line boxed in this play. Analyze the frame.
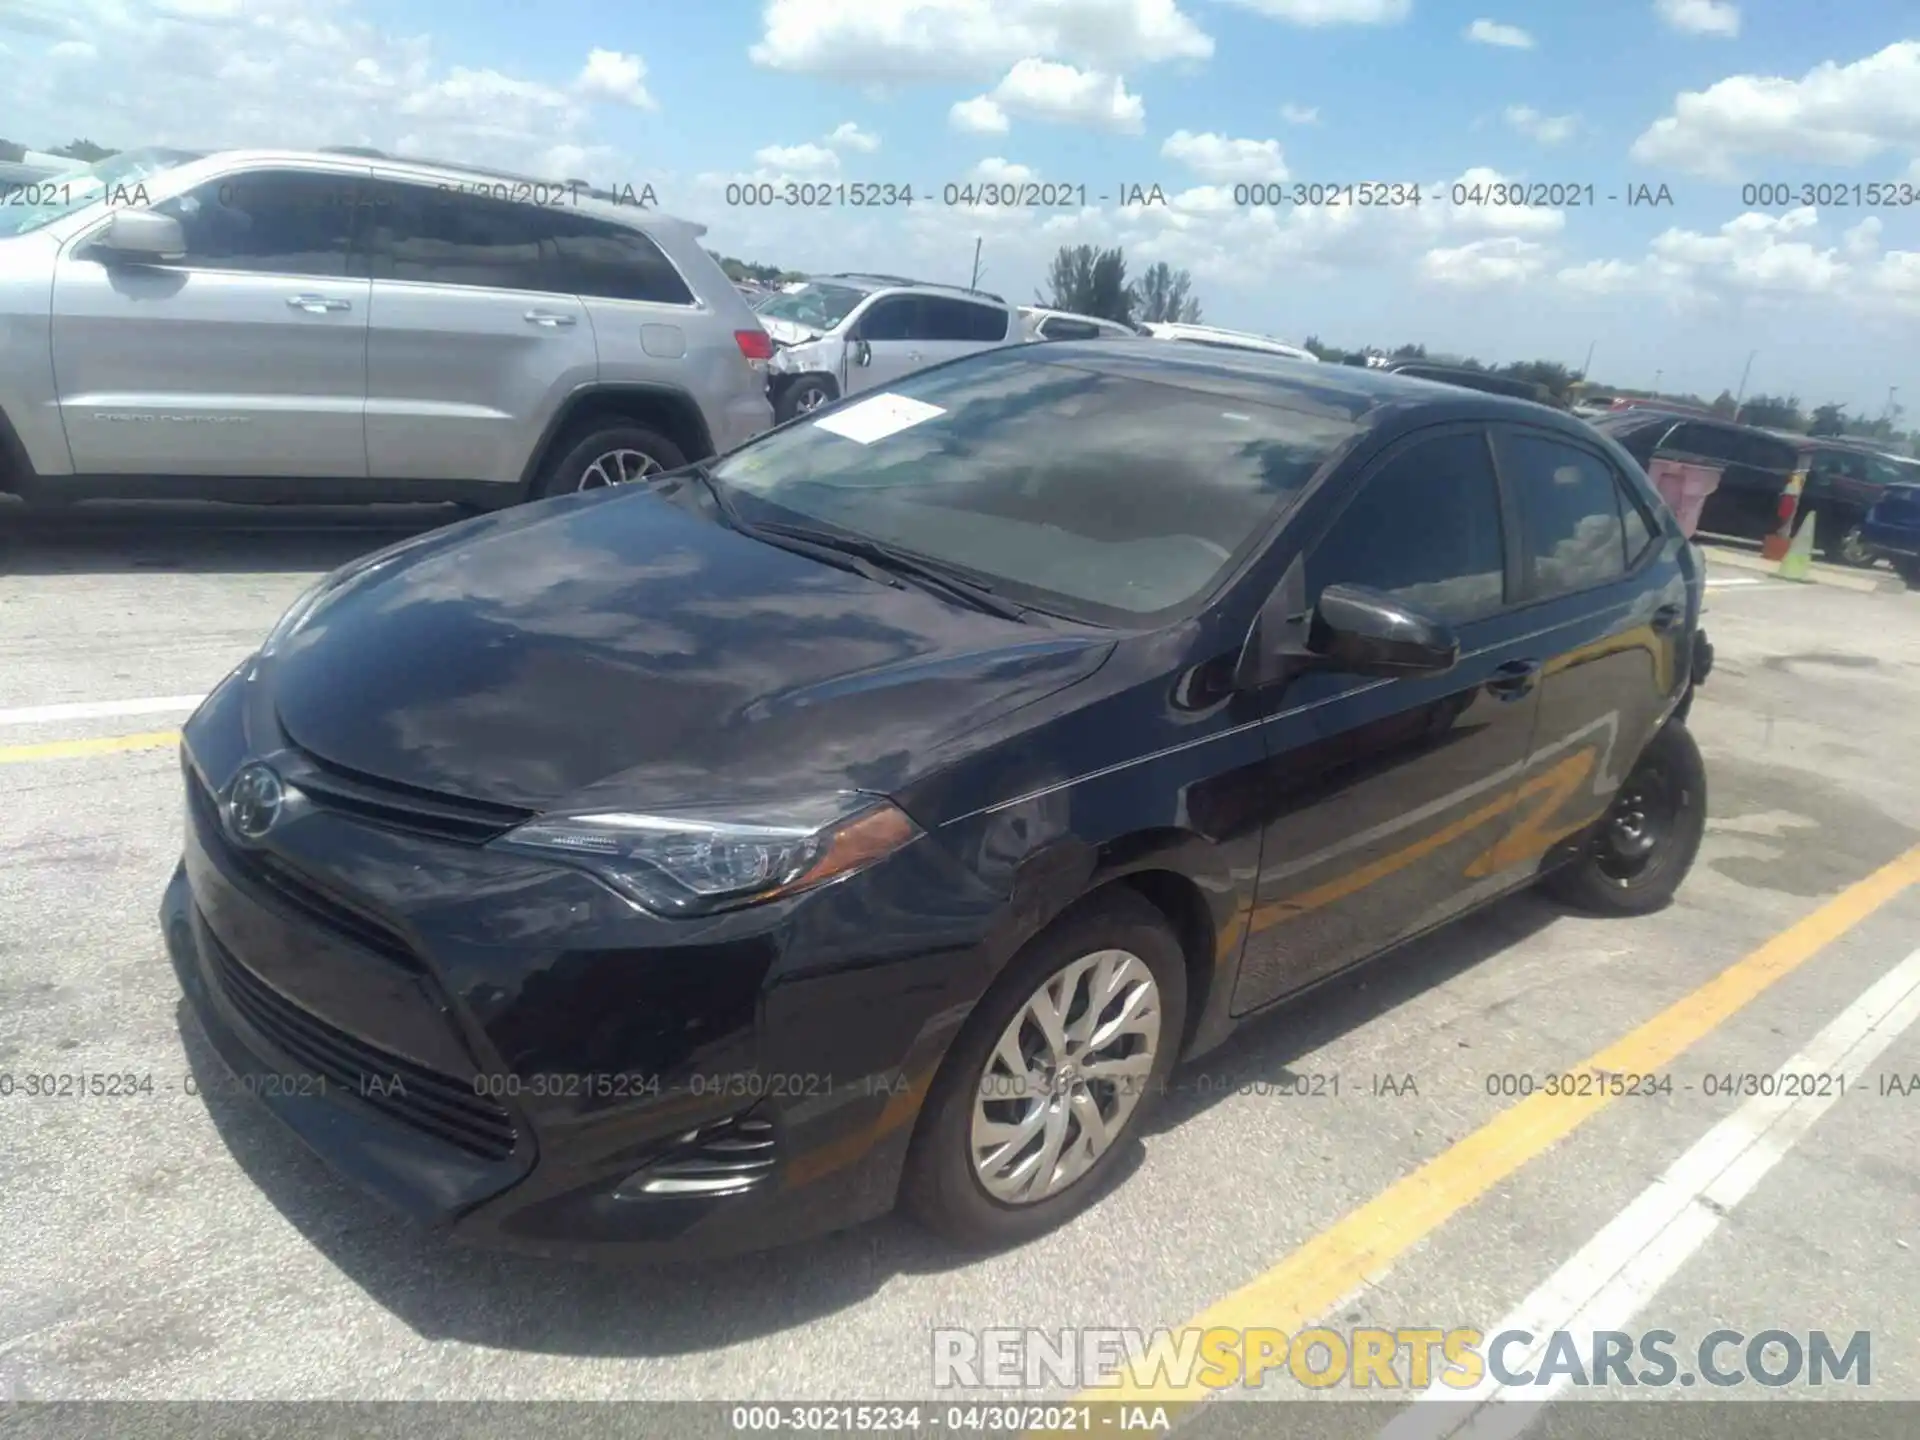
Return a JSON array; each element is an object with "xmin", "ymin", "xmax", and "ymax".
[
  {"xmin": 1080, "ymin": 840, "xmax": 1920, "ymax": 1408},
  {"xmin": 0, "ymin": 729, "xmax": 182, "ymax": 765}
]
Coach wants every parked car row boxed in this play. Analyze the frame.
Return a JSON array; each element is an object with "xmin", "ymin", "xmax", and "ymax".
[{"xmin": 1589, "ymin": 409, "xmax": 1915, "ymax": 568}]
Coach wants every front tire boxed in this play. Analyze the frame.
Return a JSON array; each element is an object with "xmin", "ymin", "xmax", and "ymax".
[
  {"xmin": 1545, "ymin": 719, "xmax": 1707, "ymax": 915},
  {"xmin": 532, "ymin": 423, "xmax": 686, "ymax": 502},
  {"xmin": 1829, "ymin": 518, "xmax": 1878, "ymax": 569},
  {"xmin": 901, "ymin": 889, "xmax": 1187, "ymax": 1249}
]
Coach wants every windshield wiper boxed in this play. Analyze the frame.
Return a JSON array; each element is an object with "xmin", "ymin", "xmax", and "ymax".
[
  {"xmin": 751, "ymin": 522, "xmax": 1029, "ymax": 622},
  {"xmin": 682, "ymin": 469, "xmax": 908, "ymax": 590}
]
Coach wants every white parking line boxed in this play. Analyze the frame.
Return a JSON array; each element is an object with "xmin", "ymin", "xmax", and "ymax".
[
  {"xmin": 0, "ymin": 695, "xmax": 203, "ymax": 727},
  {"xmin": 1379, "ymin": 942, "xmax": 1920, "ymax": 1440},
  {"xmin": 1704, "ymin": 576, "xmax": 1770, "ymax": 588}
]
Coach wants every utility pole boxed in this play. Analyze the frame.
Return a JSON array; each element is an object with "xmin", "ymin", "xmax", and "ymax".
[
  {"xmin": 1885, "ymin": 385, "xmax": 1899, "ymax": 423},
  {"xmin": 1732, "ymin": 348, "xmax": 1757, "ymax": 423},
  {"xmin": 1652, "ymin": 368, "xmax": 1663, "ymax": 395},
  {"xmin": 969, "ymin": 237, "xmax": 983, "ymax": 290},
  {"xmin": 1579, "ymin": 340, "xmax": 1595, "ymax": 379}
]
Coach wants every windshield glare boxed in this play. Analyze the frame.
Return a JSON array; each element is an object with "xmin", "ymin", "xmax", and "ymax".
[
  {"xmin": 713, "ymin": 349, "xmax": 1358, "ymax": 621},
  {"xmin": 0, "ymin": 147, "xmax": 198, "ymax": 237},
  {"xmin": 755, "ymin": 282, "xmax": 866, "ymax": 333}
]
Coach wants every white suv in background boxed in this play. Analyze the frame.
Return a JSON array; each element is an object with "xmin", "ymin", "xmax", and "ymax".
[
  {"xmin": 1141, "ymin": 322, "xmax": 1320, "ymax": 363},
  {"xmin": 1018, "ymin": 306, "xmax": 1144, "ymax": 342},
  {"xmin": 758, "ymin": 274, "xmax": 1021, "ymax": 420}
]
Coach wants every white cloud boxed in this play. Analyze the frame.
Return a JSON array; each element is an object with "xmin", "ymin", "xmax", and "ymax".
[
  {"xmin": 1842, "ymin": 216, "xmax": 1883, "ymax": 260},
  {"xmin": 1161, "ymin": 129, "xmax": 1288, "ymax": 182},
  {"xmin": 1631, "ymin": 42, "xmax": 1920, "ymax": 178},
  {"xmin": 1279, "ymin": 103, "xmax": 1321, "ymax": 125},
  {"xmin": 1428, "ymin": 166, "xmax": 1568, "ymax": 237},
  {"xmin": 1654, "ymin": 0, "xmax": 1740, "ymax": 37},
  {"xmin": 1504, "ymin": 105, "xmax": 1576, "ymax": 144},
  {"xmin": 1218, "ymin": 0, "xmax": 1410, "ymax": 24},
  {"xmin": 827, "ymin": 121, "xmax": 880, "ymax": 152},
  {"xmin": 1648, "ymin": 207, "xmax": 1846, "ymax": 294},
  {"xmin": 964, "ymin": 58, "xmax": 1146, "ymax": 133},
  {"xmin": 574, "ymin": 48, "xmax": 655, "ymax": 108},
  {"xmin": 753, "ymin": 142, "xmax": 841, "ymax": 175},
  {"xmin": 1423, "ymin": 237, "xmax": 1550, "ymax": 286},
  {"xmin": 1467, "ymin": 19, "xmax": 1534, "ymax": 48},
  {"xmin": 748, "ymin": 0, "xmax": 1212, "ymax": 82},
  {"xmin": 950, "ymin": 95, "xmax": 1011, "ymax": 133},
  {"xmin": 0, "ymin": 0, "xmax": 658, "ymax": 180},
  {"xmin": 973, "ymin": 157, "xmax": 1038, "ymax": 182}
]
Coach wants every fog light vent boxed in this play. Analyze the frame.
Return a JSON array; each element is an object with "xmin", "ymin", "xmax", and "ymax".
[{"xmin": 616, "ymin": 1114, "xmax": 777, "ymax": 1199}]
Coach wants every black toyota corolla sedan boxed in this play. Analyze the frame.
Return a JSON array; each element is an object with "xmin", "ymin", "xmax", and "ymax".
[{"xmin": 162, "ymin": 342, "xmax": 1709, "ymax": 1260}]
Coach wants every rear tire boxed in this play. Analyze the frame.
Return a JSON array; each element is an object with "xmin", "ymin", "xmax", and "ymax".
[
  {"xmin": 531, "ymin": 423, "xmax": 686, "ymax": 502},
  {"xmin": 900, "ymin": 889, "xmax": 1187, "ymax": 1249},
  {"xmin": 774, "ymin": 376, "xmax": 837, "ymax": 423},
  {"xmin": 1545, "ymin": 720, "xmax": 1707, "ymax": 916},
  {"xmin": 1828, "ymin": 518, "xmax": 1877, "ymax": 569}
]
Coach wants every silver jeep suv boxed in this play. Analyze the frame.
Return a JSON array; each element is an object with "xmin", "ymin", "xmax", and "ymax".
[
  {"xmin": 756, "ymin": 274, "xmax": 1020, "ymax": 421},
  {"xmin": 0, "ymin": 147, "xmax": 774, "ymax": 507}
]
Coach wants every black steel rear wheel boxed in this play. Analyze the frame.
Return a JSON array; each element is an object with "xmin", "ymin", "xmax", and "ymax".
[{"xmin": 1546, "ymin": 720, "xmax": 1706, "ymax": 915}]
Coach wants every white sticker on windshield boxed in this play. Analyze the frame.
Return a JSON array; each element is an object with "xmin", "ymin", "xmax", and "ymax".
[{"xmin": 812, "ymin": 392, "xmax": 946, "ymax": 445}]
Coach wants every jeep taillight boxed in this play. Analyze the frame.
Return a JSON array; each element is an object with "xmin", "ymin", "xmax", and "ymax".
[{"xmin": 735, "ymin": 330, "xmax": 774, "ymax": 361}]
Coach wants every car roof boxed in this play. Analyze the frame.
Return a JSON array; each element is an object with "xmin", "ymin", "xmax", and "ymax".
[
  {"xmin": 1026, "ymin": 338, "xmax": 1591, "ymax": 429},
  {"xmin": 172, "ymin": 147, "xmax": 709, "ymax": 237},
  {"xmin": 803, "ymin": 273, "xmax": 1010, "ymax": 305}
]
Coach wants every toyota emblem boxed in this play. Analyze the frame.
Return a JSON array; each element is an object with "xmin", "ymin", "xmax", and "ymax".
[{"xmin": 224, "ymin": 763, "xmax": 285, "ymax": 843}]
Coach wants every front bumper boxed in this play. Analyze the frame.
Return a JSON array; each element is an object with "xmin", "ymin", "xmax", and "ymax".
[{"xmin": 163, "ymin": 678, "xmax": 1007, "ymax": 1261}]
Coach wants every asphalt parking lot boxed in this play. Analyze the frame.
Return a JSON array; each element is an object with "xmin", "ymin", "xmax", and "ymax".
[{"xmin": 2, "ymin": 504, "xmax": 1918, "ymax": 1431}]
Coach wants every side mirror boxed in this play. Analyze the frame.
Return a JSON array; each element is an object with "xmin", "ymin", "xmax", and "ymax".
[
  {"xmin": 1308, "ymin": 583, "xmax": 1459, "ymax": 677},
  {"xmin": 90, "ymin": 208, "xmax": 186, "ymax": 263},
  {"xmin": 850, "ymin": 338, "xmax": 872, "ymax": 367}
]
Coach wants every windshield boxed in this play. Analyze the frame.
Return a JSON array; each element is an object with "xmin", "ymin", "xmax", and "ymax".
[
  {"xmin": 755, "ymin": 282, "xmax": 867, "ymax": 333},
  {"xmin": 711, "ymin": 348, "xmax": 1358, "ymax": 622},
  {"xmin": 0, "ymin": 147, "xmax": 201, "ymax": 237}
]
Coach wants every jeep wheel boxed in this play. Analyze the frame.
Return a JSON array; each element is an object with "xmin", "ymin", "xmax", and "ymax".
[{"xmin": 533, "ymin": 424, "xmax": 686, "ymax": 501}]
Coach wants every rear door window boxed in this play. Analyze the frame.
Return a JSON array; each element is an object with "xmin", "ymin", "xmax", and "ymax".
[
  {"xmin": 1498, "ymin": 430, "xmax": 1630, "ymax": 599},
  {"xmin": 856, "ymin": 296, "xmax": 923, "ymax": 341}
]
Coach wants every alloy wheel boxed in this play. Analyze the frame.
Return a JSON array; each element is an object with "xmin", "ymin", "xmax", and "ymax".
[
  {"xmin": 793, "ymin": 384, "xmax": 831, "ymax": 414},
  {"xmin": 1836, "ymin": 525, "xmax": 1876, "ymax": 568},
  {"xmin": 969, "ymin": 948, "xmax": 1162, "ymax": 1205},
  {"xmin": 577, "ymin": 448, "xmax": 662, "ymax": 492}
]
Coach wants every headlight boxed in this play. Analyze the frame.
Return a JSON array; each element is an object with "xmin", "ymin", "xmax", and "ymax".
[{"xmin": 491, "ymin": 793, "xmax": 920, "ymax": 916}]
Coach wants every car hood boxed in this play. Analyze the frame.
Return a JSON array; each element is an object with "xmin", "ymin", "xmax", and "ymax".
[
  {"xmin": 267, "ymin": 486, "xmax": 1113, "ymax": 814},
  {"xmin": 761, "ymin": 317, "xmax": 826, "ymax": 346}
]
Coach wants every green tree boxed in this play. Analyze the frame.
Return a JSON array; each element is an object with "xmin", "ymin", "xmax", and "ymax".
[
  {"xmin": 1132, "ymin": 260, "xmax": 1202, "ymax": 323},
  {"xmin": 51, "ymin": 139, "xmax": 115, "ymax": 162},
  {"xmin": 1041, "ymin": 244, "xmax": 1133, "ymax": 324},
  {"xmin": 1807, "ymin": 402, "xmax": 1847, "ymax": 437},
  {"xmin": 1497, "ymin": 359, "xmax": 1580, "ymax": 404},
  {"xmin": 1710, "ymin": 389, "xmax": 1738, "ymax": 417},
  {"xmin": 1738, "ymin": 393, "xmax": 1803, "ymax": 430},
  {"xmin": 0, "ymin": 139, "xmax": 24, "ymax": 163}
]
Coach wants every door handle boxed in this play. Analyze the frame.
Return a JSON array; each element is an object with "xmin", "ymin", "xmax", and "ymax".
[
  {"xmin": 1651, "ymin": 602, "xmax": 1683, "ymax": 633},
  {"xmin": 1484, "ymin": 658, "xmax": 1542, "ymax": 700},
  {"xmin": 287, "ymin": 294, "xmax": 351, "ymax": 313},
  {"xmin": 524, "ymin": 310, "xmax": 577, "ymax": 328}
]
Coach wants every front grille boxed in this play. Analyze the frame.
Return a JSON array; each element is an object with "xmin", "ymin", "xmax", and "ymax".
[
  {"xmin": 617, "ymin": 1114, "xmax": 778, "ymax": 1198},
  {"xmin": 187, "ymin": 769, "xmax": 423, "ymax": 974},
  {"xmin": 202, "ymin": 919, "xmax": 518, "ymax": 1161},
  {"xmin": 285, "ymin": 742, "xmax": 533, "ymax": 846}
]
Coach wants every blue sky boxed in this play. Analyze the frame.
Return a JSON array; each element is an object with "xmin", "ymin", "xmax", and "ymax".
[{"xmin": 4, "ymin": 0, "xmax": 1918, "ymax": 418}]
